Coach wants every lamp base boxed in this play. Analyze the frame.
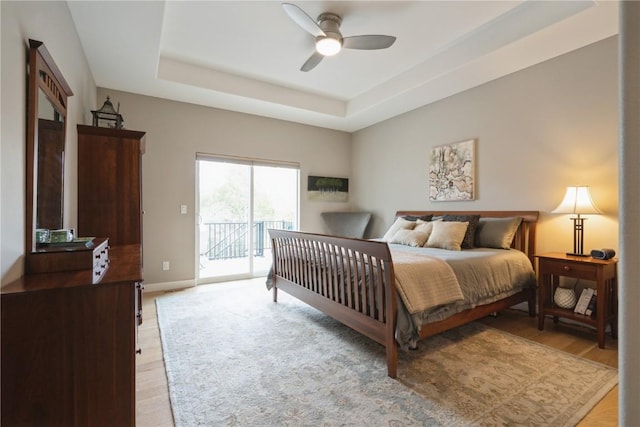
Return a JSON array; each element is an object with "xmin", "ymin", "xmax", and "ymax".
[{"xmin": 566, "ymin": 252, "xmax": 589, "ymax": 257}]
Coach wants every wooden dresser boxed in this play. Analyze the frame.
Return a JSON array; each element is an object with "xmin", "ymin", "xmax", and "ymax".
[
  {"xmin": 1, "ymin": 125, "xmax": 148, "ymax": 425},
  {"xmin": 77, "ymin": 125, "xmax": 145, "ymax": 245},
  {"xmin": 1, "ymin": 245, "xmax": 142, "ymax": 426}
]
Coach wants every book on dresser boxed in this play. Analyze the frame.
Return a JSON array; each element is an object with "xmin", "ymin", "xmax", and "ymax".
[
  {"xmin": 585, "ymin": 290, "xmax": 598, "ymax": 317},
  {"xmin": 574, "ymin": 288, "xmax": 595, "ymax": 314}
]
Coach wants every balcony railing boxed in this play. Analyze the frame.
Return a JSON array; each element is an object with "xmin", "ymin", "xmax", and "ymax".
[{"xmin": 200, "ymin": 220, "xmax": 294, "ymax": 261}]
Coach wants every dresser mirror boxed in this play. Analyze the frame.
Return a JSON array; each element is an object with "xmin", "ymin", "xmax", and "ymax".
[{"xmin": 26, "ymin": 39, "xmax": 73, "ymax": 258}]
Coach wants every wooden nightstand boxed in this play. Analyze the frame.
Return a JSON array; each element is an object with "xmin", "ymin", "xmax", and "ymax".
[{"xmin": 535, "ymin": 252, "xmax": 618, "ymax": 348}]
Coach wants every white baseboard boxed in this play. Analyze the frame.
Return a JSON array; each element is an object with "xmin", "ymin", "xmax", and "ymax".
[{"xmin": 143, "ymin": 279, "xmax": 195, "ymax": 293}]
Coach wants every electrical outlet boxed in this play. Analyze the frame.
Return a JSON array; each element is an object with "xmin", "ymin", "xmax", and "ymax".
[
  {"xmin": 180, "ymin": 204, "xmax": 187, "ymax": 214},
  {"xmin": 162, "ymin": 261, "xmax": 170, "ymax": 271}
]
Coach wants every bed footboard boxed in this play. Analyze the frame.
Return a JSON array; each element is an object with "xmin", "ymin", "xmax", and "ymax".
[{"xmin": 268, "ymin": 230, "xmax": 399, "ymax": 377}]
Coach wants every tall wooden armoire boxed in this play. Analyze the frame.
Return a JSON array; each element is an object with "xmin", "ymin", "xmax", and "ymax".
[{"xmin": 77, "ymin": 124, "xmax": 145, "ymax": 244}]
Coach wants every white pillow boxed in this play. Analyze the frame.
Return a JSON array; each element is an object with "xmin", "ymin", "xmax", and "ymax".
[
  {"xmin": 425, "ymin": 221, "xmax": 469, "ymax": 251},
  {"xmin": 389, "ymin": 228, "xmax": 430, "ymax": 247},
  {"xmin": 382, "ymin": 217, "xmax": 416, "ymax": 241}
]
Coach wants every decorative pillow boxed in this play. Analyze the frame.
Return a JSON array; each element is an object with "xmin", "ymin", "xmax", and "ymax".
[
  {"xmin": 413, "ymin": 219, "xmax": 436, "ymax": 245},
  {"xmin": 414, "ymin": 219, "xmax": 434, "ymax": 231},
  {"xmin": 382, "ymin": 217, "xmax": 416, "ymax": 241},
  {"xmin": 443, "ymin": 214, "xmax": 480, "ymax": 249},
  {"xmin": 389, "ymin": 229, "xmax": 430, "ymax": 247},
  {"xmin": 475, "ymin": 216, "xmax": 523, "ymax": 249},
  {"xmin": 425, "ymin": 221, "xmax": 469, "ymax": 251},
  {"xmin": 401, "ymin": 214, "xmax": 433, "ymax": 222}
]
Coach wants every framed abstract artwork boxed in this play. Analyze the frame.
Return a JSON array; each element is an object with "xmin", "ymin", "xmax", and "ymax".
[
  {"xmin": 307, "ymin": 176, "xmax": 349, "ymax": 202},
  {"xmin": 429, "ymin": 139, "xmax": 475, "ymax": 201}
]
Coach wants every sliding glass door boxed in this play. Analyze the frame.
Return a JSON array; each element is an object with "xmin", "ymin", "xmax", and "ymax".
[{"xmin": 196, "ymin": 154, "xmax": 299, "ymax": 283}]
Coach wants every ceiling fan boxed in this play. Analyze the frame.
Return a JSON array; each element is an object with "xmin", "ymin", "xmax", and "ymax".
[{"xmin": 282, "ymin": 3, "xmax": 397, "ymax": 72}]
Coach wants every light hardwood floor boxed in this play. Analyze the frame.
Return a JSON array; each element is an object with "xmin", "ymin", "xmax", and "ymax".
[{"xmin": 136, "ymin": 280, "xmax": 618, "ymax": 427}]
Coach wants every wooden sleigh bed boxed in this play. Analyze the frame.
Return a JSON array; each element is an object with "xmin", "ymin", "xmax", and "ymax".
[{"xmin": 268, "ymin": 210, "xmax": 538, "ymax": 378}]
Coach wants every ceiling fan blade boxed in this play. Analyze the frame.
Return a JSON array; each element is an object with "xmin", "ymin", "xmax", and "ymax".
[
  {"xmin": 342, "ymin": 35, "xmax": 396, "ymax": 50},
  {"xmin": 300, "ymin": 51, "xmax": 324, "ymax": 72},
  {"xmin": 282, "ymin": 3, "xmax": 326, "ymax": 38}
]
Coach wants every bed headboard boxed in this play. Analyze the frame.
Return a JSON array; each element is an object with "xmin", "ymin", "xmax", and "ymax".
[{"xmin": 394, "ymin": 210, "xmax": 539, "ymax": 264}]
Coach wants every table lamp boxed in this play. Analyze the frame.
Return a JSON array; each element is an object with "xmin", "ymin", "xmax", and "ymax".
[{"xmin": 551, "ymin": 186, "xmax": 601, "ymax": 256}]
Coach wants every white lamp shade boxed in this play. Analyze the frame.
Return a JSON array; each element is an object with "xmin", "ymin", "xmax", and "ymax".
[{"xmin": 551, "ymin": 186, "xmax": 602, "ymax": 215}]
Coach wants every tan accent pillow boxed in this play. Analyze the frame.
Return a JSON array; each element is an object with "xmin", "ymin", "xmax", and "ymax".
[
  {"xmin": 389, "ymin": 229, "xmax": 430, "ymax": 247},
  {"xmin": 382, "ymin": 217, "xmax": 416, "ymax": 241},
  {"xmin": 426, "ymin": 221, "xmax": 469, "ymax": 251},
  {"xmin": 413, "ymin": 219, "xmax": 436, "ymax": 244},
  {"xmin": 443, "ymin": 214, "xmax": 480, "ymax": 249}
]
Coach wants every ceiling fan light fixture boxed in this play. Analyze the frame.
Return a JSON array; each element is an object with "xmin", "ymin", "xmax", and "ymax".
[
  {"xmin": 316, "ymin": 37, "xmax": 341, "ymax": 56},
  {"xmin": 282, "ymin": 3, "xmax": 396, "ymax": 71}
]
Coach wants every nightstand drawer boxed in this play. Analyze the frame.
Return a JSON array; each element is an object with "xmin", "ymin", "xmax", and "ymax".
[{"xmin": 541, "ymin": 258, "xmax": 597, "ymax": 279}]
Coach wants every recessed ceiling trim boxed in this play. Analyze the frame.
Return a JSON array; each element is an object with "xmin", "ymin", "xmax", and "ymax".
[
  {"xmin": 157, "ymin": 56, "xmax": 346, "ymax": 117},
  {"xmin": 68, "ymin": 1, "xmax": 618, "ymax": 133},
  {"xmin": 347, "ymin": 0, "xmax": 597, "ymax": 117}
]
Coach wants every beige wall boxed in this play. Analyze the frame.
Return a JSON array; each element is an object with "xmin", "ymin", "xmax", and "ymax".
[
  {"xmin": 96, "ymin": 89, "xmax": 351, "ymax": 286},
  {"xmin": 352, "ymin": 36, "xmax": 619, "ymax": 257},
  {"xmin": 1, "ymin": 1, "xmax": 97, "ymax": 284}
]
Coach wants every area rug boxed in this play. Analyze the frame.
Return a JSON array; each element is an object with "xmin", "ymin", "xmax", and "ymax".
[{"xmin": 156, "ymin": 280, "xmax": 617, "ymax": 427}]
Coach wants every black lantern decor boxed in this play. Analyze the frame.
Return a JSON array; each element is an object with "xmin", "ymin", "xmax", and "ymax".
[{"xmin": 91, "ymin": 96, "xmax": 124, "ymax": 129}]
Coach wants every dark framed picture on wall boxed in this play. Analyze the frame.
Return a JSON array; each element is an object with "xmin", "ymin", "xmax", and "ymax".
[
  {"xmin": 307, "ymin": 176, "xmax": 349, "ymax": 202},
  {"xmin": 429, "ymin": 139, "xmax": 476, "ymax": 201}
]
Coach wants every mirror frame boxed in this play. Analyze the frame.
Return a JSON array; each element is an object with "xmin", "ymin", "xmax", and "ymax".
[{"xmin": 26, "ymin": 39, "xmax": 73, "ymax": 258}]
